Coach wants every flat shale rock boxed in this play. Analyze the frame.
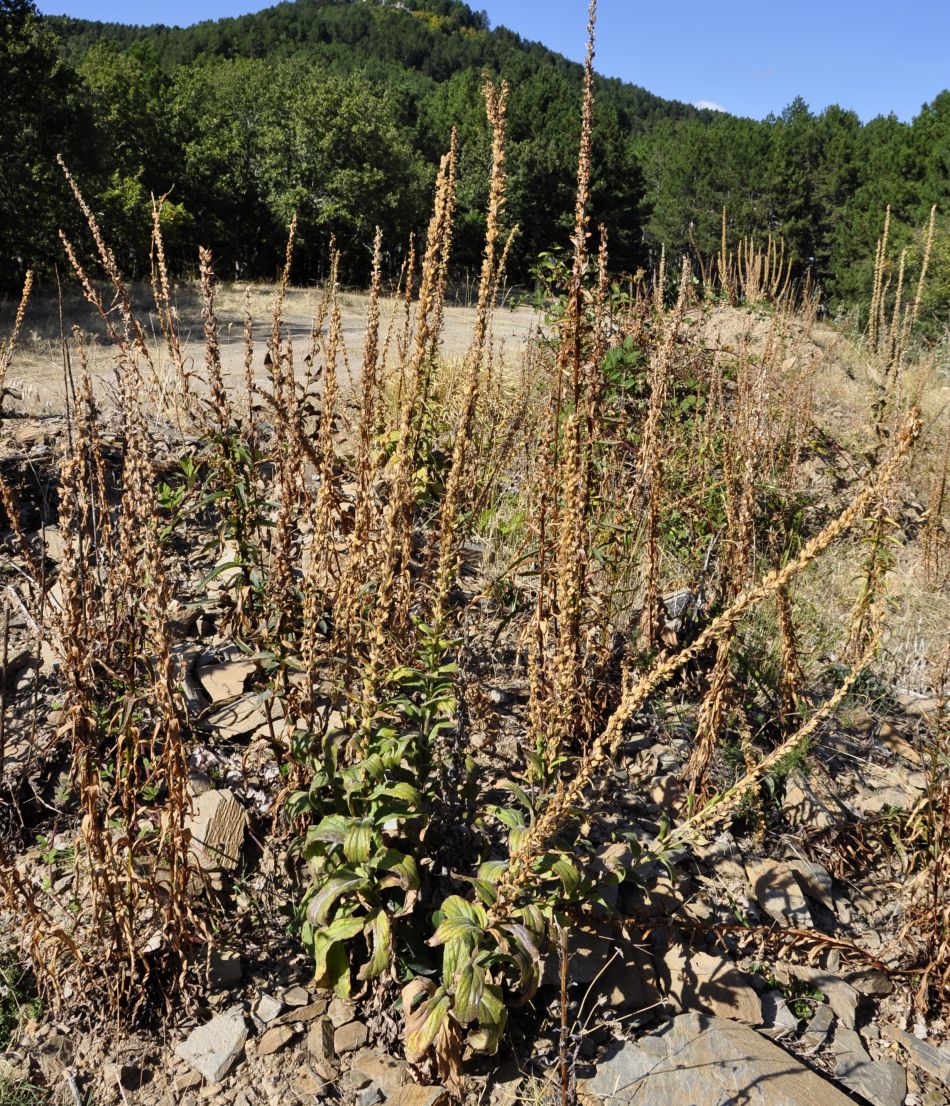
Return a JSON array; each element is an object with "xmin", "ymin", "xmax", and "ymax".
[
  {"xmin": 830, "ymin": 1027, "xmax": 906, "ymax": 1106},
  {"xmin": 196, "ymin": 659, "xmax": 256, "ymax": 703},
  {"xmin": 800, "ymin": 1005, "xmax": 835, "ymax": 1051},
  {"xmin": 884, "ymin": 1027, "xmax": 950, "ymax": 1089},
  {"xmin": 256, "ymin": 1024, "xmax": 296, "ymax": 1056},
  {"xmin": 284, "ymin": 986, "xmax": 313, "ymax": 1008},
  {"xmin": 328, "ymin": 996, "xmax": 357, "ymax": 1026},
  {"xmin": 1, "ymin": 648, "xmax": 38, "ymax": 690},
  {"xmin": 598, "ymin": 946, "xmax": 661, "ymax": 1014},
  {"xmin": 205, "ymin": 697, "xmax": 269, "ymax": 739},
  {"xmin": 174, "ymin": 1011, "xmax": 247, "ymax": 1084},
  {"xmin": 335, "ymin": 1020, "xmax": 369, "ymax": 1054},
  {"xmin": 579, "ymin": 1013, "xmax": 855, "ymax": 1106},
  {"xmin": 854, "ymin": 786, "xmax": 921, "ymax": 815},
  {"xmin": 306, "ymin": 1018, "xmax": 336, "ymax": 1064},
  {"xmin": 0, "ymin": 1057, "xmax": 29, "ymax": 1084},
  {"xmin": 544, "ymin": 929, "xmax": 659, "ymax": 1013},
  {"xmin": 186, "ymin": 788, "xmax": 246, "ymax": 872},
  {"xmin": 662, "ymin": 945, "xmax": 763, "ymax": 1025},
  {"xmin": 780, "ymin": 853, "xmax": 837, "ymax": 912},
  {"xmin": 276, "ymin": 998, "xmax": 327, "ymax": 1025},
  {"xmin": 254, "ymin": 992, "xmax": 283, "ymax": 1024},
  {"xmin": 386, "ymin": 1088, "xmax": 448, "ymax": 1106},
  {"xmin": 760, "ymin": 990, "xmax": 800, "ymax": 1038},
  {"xmin": 349, "ymin": 1049, "xmax": 412, "ymax": 1098},
  {"xmin": 893, "ymin": 690, "xmax": 940, "ymax": 719},
  {"xmin": 784, "ymin": 773, "xmax": 850, "ymax": 832},
  {"xmin": 564, "ymin": 929, "xmax": 626, "ymax": 983},
  {"xmin": 746, "ymin": 858, "xmax": 813, "ymax": 927}
]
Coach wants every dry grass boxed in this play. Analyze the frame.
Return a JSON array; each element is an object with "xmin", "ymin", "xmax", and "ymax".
[{"xmin": 0, "ymin": 6, "xmax": 948, "ymax": 1100}]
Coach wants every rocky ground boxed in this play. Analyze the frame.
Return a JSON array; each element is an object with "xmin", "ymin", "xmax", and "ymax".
[
  {"xmin": 3, "ymin": 486, "xmax": 948, "ymax": 1106},
  {"xmin": 7, "ymin": 680, "xmax": 949, "ymax": 1106},
  {"xmin": 2, "ymin": 302, "xmax": 949, "ymax": 1106}
]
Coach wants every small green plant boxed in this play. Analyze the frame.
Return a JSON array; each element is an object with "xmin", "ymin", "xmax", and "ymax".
[
  {"xmin": 185, "ymin": 428, "xmax": 280, "ymax": 637},
  {"xmin": 751, "ymin": 963, "xmax": 825, "ymax": 1021},
  {"xmin": 0, "ymin": 952, "xmax": 43, "ymax": 1106},
  {"xmin": 156, "ymin": 454, "xmax": 199, "ymax": 538},
  {"xmin": 33, "ymin": 835, "xmax": 72, "ymax": 868},
  {"xmin": 290, "ymin": 625, "xmax": 461, "ymax": 998},
  {"xmin": 288, "ymin": 611, "xmax": 643, "ymax": 1073},
  {"xmin": 0, "ymin": 1078, "xmax": 49, "ymax": 1106},
  {"xmin": 1, "ymin": 955, "xmax": 38, "ymax": 1052}
]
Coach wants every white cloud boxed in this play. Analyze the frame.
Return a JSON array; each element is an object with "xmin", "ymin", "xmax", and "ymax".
[{"xmin": 695, "ymin": 100, "xmax": 728, "ymax": 113}]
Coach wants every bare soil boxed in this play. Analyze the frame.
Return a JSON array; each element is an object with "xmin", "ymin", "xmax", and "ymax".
[{"xmin": 0, "ymin": 282, "xmax": 541, "ymax": 412}]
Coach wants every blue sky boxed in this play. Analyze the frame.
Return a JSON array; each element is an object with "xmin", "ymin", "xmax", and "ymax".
[{"xmin": 37, "ymin": 0, "xmax": 949, "ymax": 123}]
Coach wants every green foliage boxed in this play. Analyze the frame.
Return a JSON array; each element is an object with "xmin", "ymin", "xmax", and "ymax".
[
  {"xmin": 38, "ymin": 0, "xmax": 674, "ymax": 283},
  {"xmin": 0, "ymin": 1077, "xmax": 48, "ymax": 1106},
  {"xmin": 168, "ymin": 58, "xmax": 426, "ymax": 277},
  {"xmin": 0, "ymin": 950, "xmax": 42, "ymax": 1106},
  {"xmin": 1, "ymin": 954, "xmax": 37, "ymax": 1052},
  {"xmin": 4, "ymin": 0, "xmax": 944, "ymax": 310},
  {"xmin": 913, "ymin": 213, "xmax": 950, "ymax": 337},
  {"xmin": 161, "ymin": 427, "xmax": 285, "ymax": 638},
  {"xmin": 637, "ymin": 94, "xmax": 948, "ymax": 316},
  {"xmin": 287, "ymin": 614, "xmax": 644, "ymax": 1060},
  {"xmin": 751, "ymin": 963, "xmax": 825, "ymax": 1021},
  {"xmin": 0, "ymin": 0, "xmax": 89, "ymax": 290},
  {"xmin": 290, "ymin": 626, "xmax": 460, "ymax": 995}
]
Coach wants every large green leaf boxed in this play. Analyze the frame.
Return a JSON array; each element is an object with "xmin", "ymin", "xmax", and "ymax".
[
  {"xmin": 285, "ymin": 790, "xmax": 312, "ymax": 819},
  {"xmin": 358, "ymin": 909, "xmax": 393, "ymax": 982},
  {"xmin": 377, "ymin": 850, "xmax": 420, "ymax": 895},
  {"xmin": 360, "ymin": 753, "xmax": 387, "ymax": 781},
  {"xmin": 321, "ymin": 915, "xmax": 366, "ymax": 943},
  {"xmin": 311, "ymin": 933, "xmax": 334, "ymax": 984},
  {"xmin": 497, "ymin": 779, "xmax": 533, "ymax": 813},
  {"xmin": 369, "ymin": 781, "xmax": 423, "ymax": 806},
  {"xmin": 516, "ymin": 902, "xmax": 547, "ymax": 940},
  {"xmin": 404, "ymin": 988, "xmax": 451, "ymax": 1062},
  {"xmin": 468, "ymin": 984, "xmax": 507, "ymax": 1055},
  {"xmin": 491, "ymin": 806, "xmax": 526, "ymax": 831},
  {"xmin": 343, "ymin": 818, "xmax": 375, "ymax": 864},
  {"xmin": 497, "ymin": 922, "xmax": 541, "ymax": 964},
  {"xmin": 441, "ymin": 933, "xmax": 476, "ymax": 991},
  {"xmin": 433, "ymin": 899, "xmax": 488, "ymax": 974},
  {"xmin": 552, "ymin": 857, "xmax": 582, "ymax": 895},
  {"xmin": 452, "ymin": 874, "xmax": 498, "ymax": 907},
  {"xmin": 326, "ymin": 939, "xmax": 352, "ymax": 998},
  {"xmin": 307, "ymin": 872, "xmax": 367, "ymax": 926},
  {"xmin": 478, "ymin": 860, "xmax": 507, "ymax": 884},
  {"xmin": 490, "ymin": 922, "xmax": 542, "ymax": 995},
  {"xmin": 440, "ymin": 896, "xmax": 488, "ymax": 925},
  {"xmin": 431, "ymin": 915, "xmax": 483, "ymax": 947},
  {"xmin": 308, "ymin": 814, "xmax": 349, "ymax": 845},
  {"xmin": 451, "ymin": 962, "xmax": 486, "ymax": 1024}
]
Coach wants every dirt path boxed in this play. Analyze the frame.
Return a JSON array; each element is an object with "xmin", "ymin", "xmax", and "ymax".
[{"xmin": 1, "ymin": 283, "xmax": 542, "ymax": 414}]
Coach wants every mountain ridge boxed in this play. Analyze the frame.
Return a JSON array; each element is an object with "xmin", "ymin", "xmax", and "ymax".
[{"xmin": 46, "ymin": 0, "xmax": 715, "ymax": 134}]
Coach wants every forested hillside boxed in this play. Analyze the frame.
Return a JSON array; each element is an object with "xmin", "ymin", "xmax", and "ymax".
[{"xmin": 3, "ymin": 0, "xmax": 948, "ymax": 324}]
